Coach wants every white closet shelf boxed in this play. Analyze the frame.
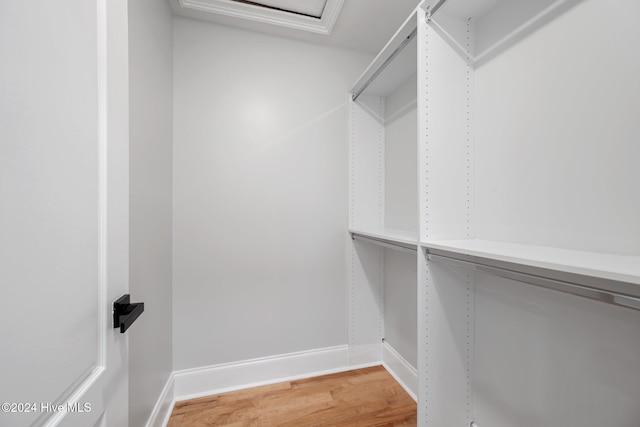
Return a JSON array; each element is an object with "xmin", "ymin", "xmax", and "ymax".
[
  {"xmin": 351, "ymin": 227, "xmax": 417, "ymax": 245},
  {"xmin": 423, "ymin": 239, "xmax": 640, "ymax": 308},
  {"xmin": 350, "ymin": 8, "xmax": 417, "ymax": 99},
  {"xmin": 350, "ymin": 227, "xmax": 418, "ymax": 253}
]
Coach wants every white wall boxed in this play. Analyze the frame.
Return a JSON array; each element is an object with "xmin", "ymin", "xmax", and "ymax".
[
  {"xmin": 474, "ymin": 0, "xmax": 640, "ymax": 255},
  {"xmin": 128, "ymin": 0, "xmax": 173, "ymax": 425},
  {"xmin": 471, "ymin": 0, "xmax": 640, "ymax": 425},
  {"xmin": 384, "ymin": 73, "xmax": 417, "ymax": 232},
  {"xmin": 383, "ymin": 250, "xmax": 417, "ymax": 368},
  {"xmin": 383, "ymin": 73, "xmax": 418, "ymax": 368},
  {"xmin": 172, "ymin": 17, "xmax": 372, "ymax": 369}
]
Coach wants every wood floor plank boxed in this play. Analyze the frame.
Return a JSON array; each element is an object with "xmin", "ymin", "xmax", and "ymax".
[{"xmin": 167, "ymin": 366, "xmax": 417, "ymax": 426}]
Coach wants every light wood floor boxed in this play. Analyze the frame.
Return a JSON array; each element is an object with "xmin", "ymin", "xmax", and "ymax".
[{"xmin": 167, "ymin": 366, "xmax": 417, "ymax": 426}]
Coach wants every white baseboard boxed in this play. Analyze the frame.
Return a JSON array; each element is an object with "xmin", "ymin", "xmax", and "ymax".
[
  {"xmin": 149, "ymin": 343, "xmax": 418, "ymax": 426},
  {"xmin": 145, "ymin": 374, "xmax": 175, "ymax": 427},
  {"xmin": 348, "ymin": 342, "xmax": 382, "ymax": 367},
  {"xmin": 382, "ymin": 341, "xmax": 418, "ymax": 401},
  {"xmin": 173, "ymin": 345, "xmax": 353, "ymax": 402}
]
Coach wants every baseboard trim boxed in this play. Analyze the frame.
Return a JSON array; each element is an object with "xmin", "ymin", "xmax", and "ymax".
[
  {"xmin": 145, "ymin": 373, "xmax": 175, "ymax": 427},
  {"xmin": 348, "ymin": 342, "xmax": 382, "ymax": 367},
  {"xmin": 151, "ymin": 344, "xmax": 418, "ymax": 426},
  {"xmin": 173, "ymin": 345, "xmax": 352, "ymax": 402},
  {"xmin": 382, "ymin": 341, "xmax": 418, "ymax": 401}
]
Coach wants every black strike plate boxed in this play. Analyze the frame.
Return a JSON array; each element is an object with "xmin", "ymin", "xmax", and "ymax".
[{"xmin": 113, "ymin": 294, "xmax": 144, "ymax": 333}]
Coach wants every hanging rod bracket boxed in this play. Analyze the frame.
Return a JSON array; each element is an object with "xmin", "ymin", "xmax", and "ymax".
[{"xmin": 426, "ymin": 0, "xmax": 449, "ymax": 22}]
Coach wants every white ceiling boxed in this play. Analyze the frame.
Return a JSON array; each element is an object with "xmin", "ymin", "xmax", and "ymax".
[{"xmin": 170, "ymin": 0, "xmax": 423, "ymax": 54}]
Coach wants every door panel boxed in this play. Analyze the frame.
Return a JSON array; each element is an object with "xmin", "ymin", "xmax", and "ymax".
[{"xmin": 0, "ymin": 1, "xmax": 129, "ymax": 426}]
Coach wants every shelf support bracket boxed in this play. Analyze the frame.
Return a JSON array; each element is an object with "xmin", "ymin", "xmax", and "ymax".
[{"xmin": 426, "ymin": 0, "xmax": 449, "ymax": 22}]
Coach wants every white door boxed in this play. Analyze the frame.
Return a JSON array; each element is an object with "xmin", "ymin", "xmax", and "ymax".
[{"xmin": 1, "ymin": 0, "xmax": 131, "ymax": 426}]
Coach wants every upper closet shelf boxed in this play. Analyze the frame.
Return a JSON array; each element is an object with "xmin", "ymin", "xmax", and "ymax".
[
  {"xmin": 351, "ymin": 227, "xmax": 418, "ymax": 253},
  {"xmin": 424, "ymin": 239, "xmax": 640, "ymax": 308},
  {"xmin": 350, "ymin": 8, "xmax": 417, "ymax": 99}
]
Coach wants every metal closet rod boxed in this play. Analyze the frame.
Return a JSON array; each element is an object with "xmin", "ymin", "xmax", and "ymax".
[
  {"xmin": 351, "ymin": 233, "xmax": 417, "ymax": 254},
  {"xmin": 352, "ymin": 27, "xmax": 417, "ymax": 102},
  {"xmin": 427, "ymin": 252, "xmax": 640, "ymax": 311},
  {"xmin": 351, "ymin": 0, "xmax": 450, "ymax": 101}
]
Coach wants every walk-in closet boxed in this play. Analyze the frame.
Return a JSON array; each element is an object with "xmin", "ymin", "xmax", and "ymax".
[
  {"xmin": 350, "ymin": 0, "xmax": 640, "ymax": 425},
  {"xmin": 2, "ymin": 0, "xmax": 639, "ymax": 425}
]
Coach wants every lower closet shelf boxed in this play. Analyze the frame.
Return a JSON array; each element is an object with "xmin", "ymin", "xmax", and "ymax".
[
  {"xmin": 423, "ymin": 239, "xmax": 640, "ymax": 310},
  {"xmin": 350, "ymin": 227, "xmax": 418, "ymax": 253}
]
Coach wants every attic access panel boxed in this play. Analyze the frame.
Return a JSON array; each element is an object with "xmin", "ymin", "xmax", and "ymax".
[
  {"xmin": 176, "ymin": 0, "xmax": 344, "ymax": 35},
  {"xmin": 231, "ymin": 0, "xmax": 327, "ymax": 18}
]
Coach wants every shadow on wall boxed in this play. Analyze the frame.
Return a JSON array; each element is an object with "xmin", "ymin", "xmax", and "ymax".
[{"xmin": 430, "ymin": 0, "xmax": 586, "ymax": 67}]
